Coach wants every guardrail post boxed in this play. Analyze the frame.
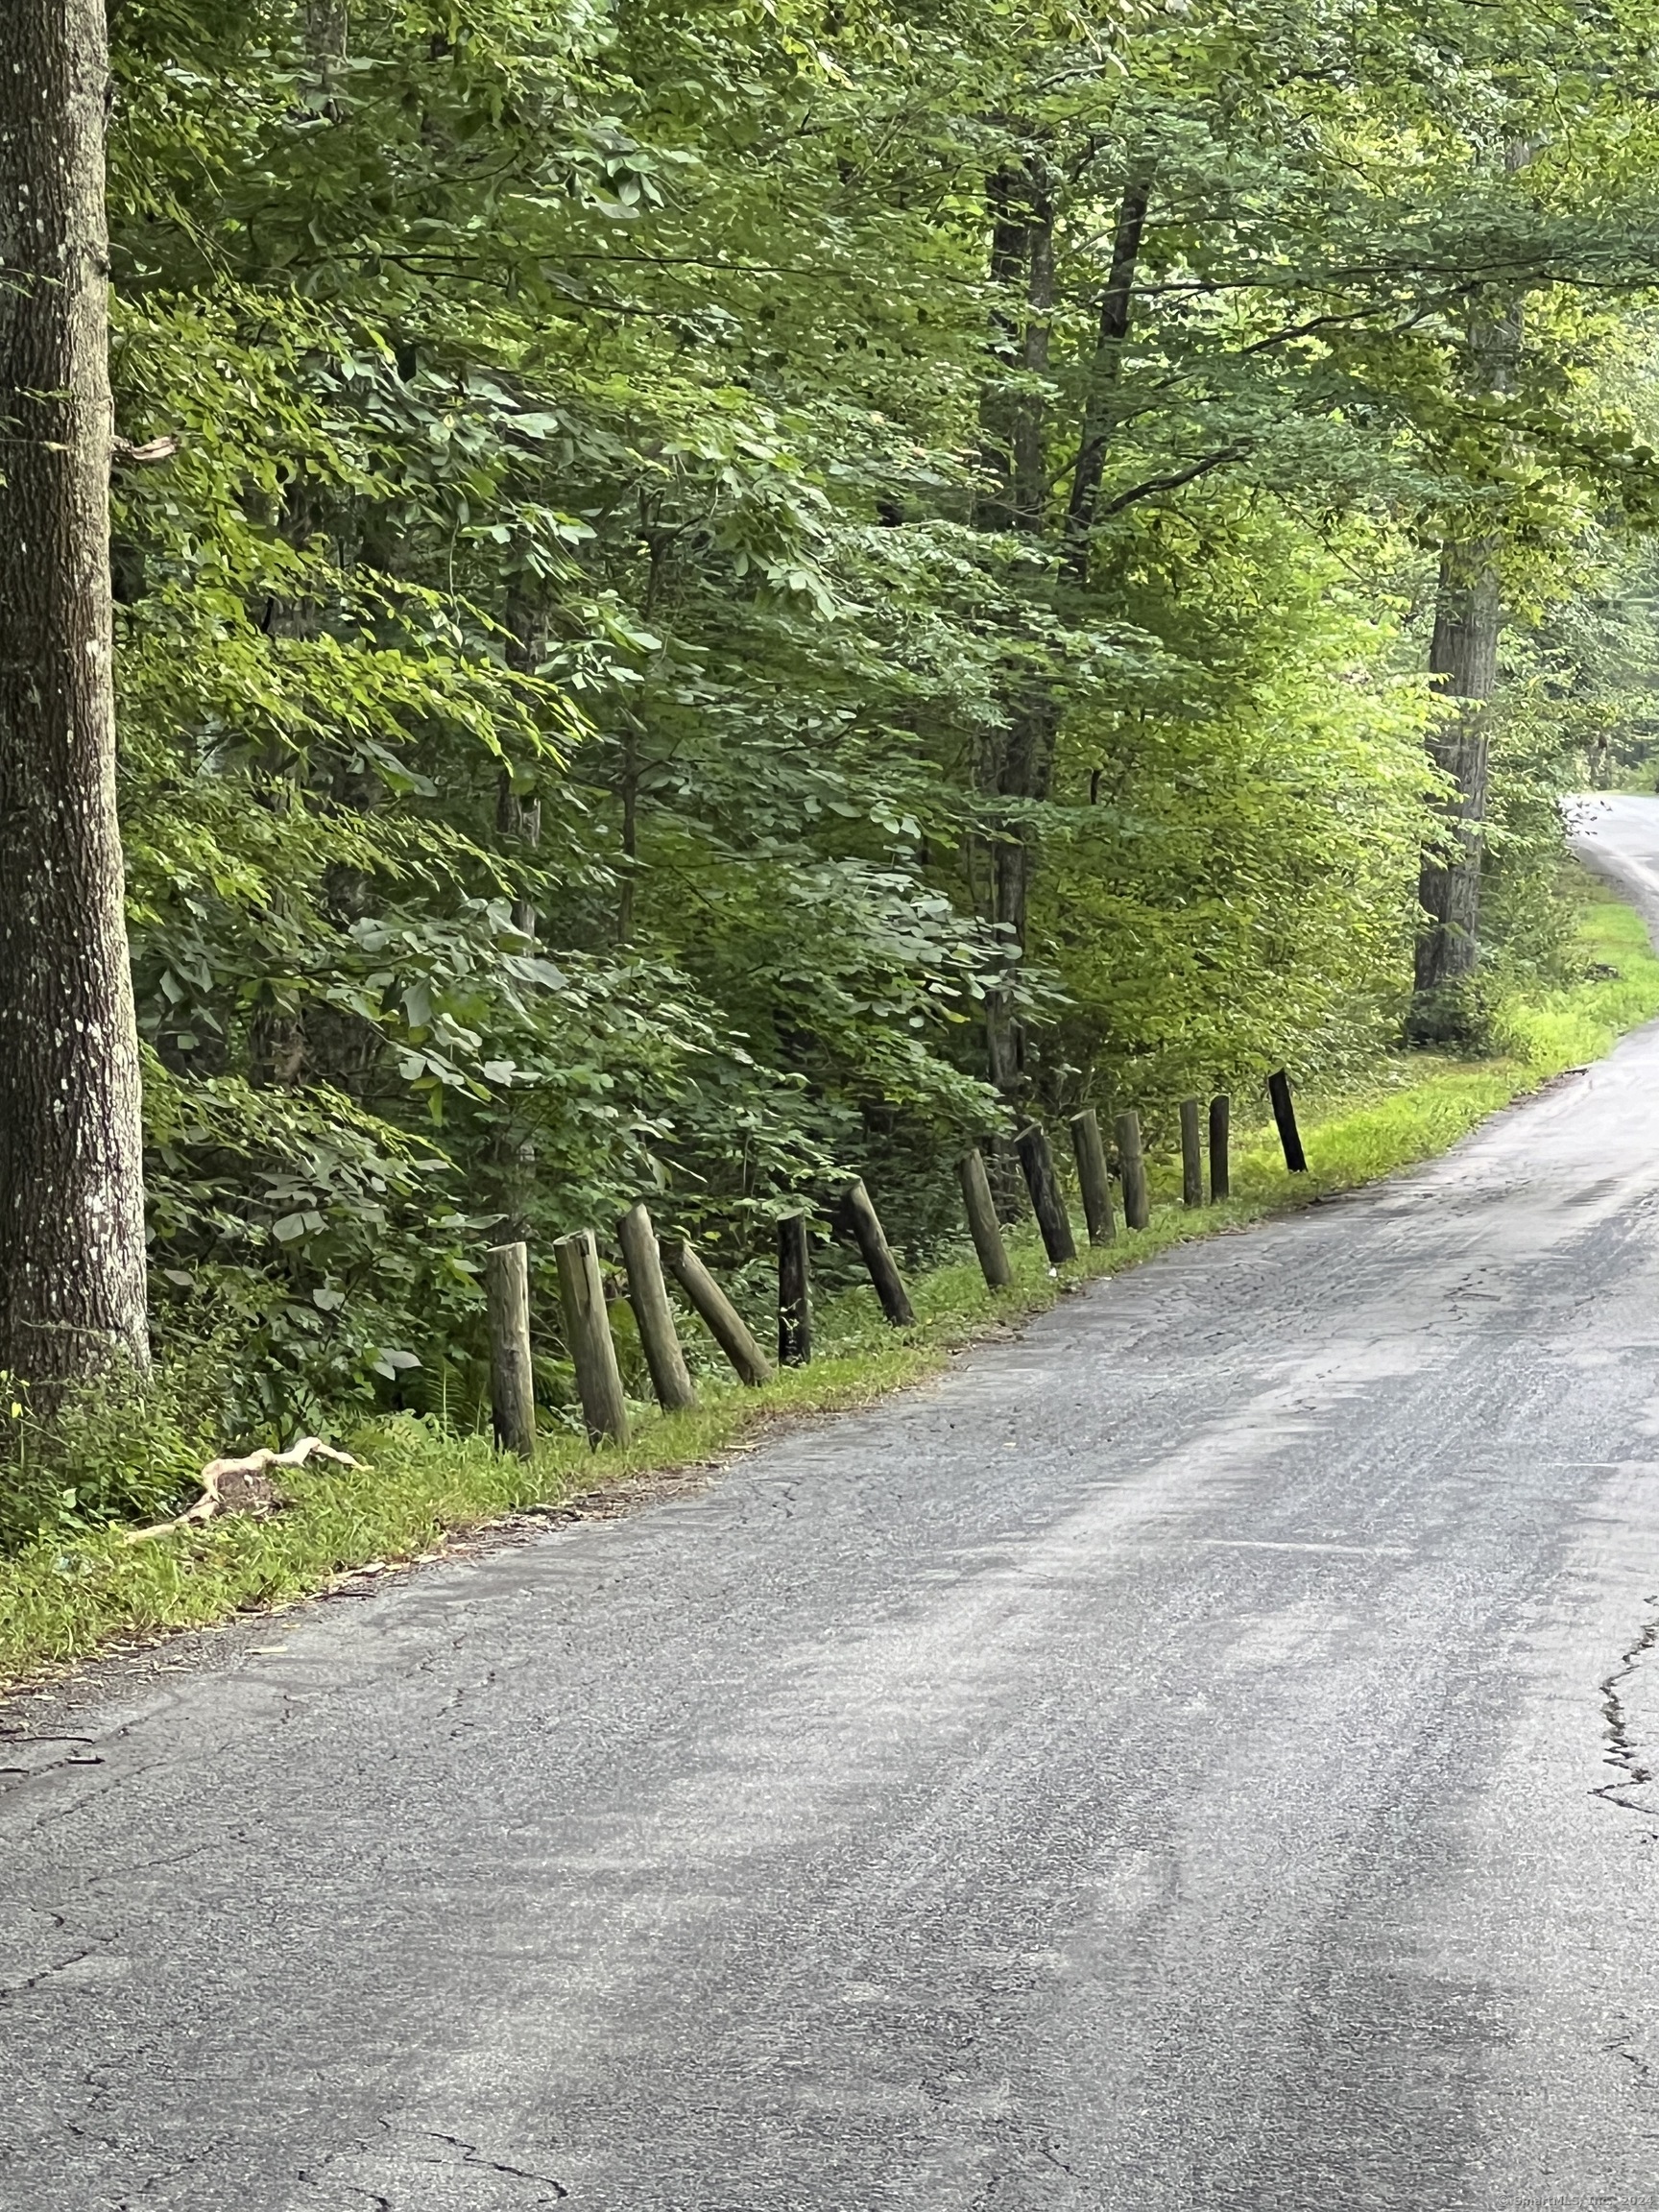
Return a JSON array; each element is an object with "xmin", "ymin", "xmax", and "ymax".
[
  {"xmin": 1115, "ymin": 1110, "xmax": 1150, "ymax": 1231},
  {"xmin": 1268, "ymin": 1069, "xmax": 1307, "ymax": 1173},
  {"xmin": 1180, "ymin": 1096, "xmax": 1204, "ymax": 1209},
  {"xmin": 555, "ymin": 1229, "xmax": 631, "ymax": 1445},
  {"xmin": 841, "ymin": 1178, "xmax": 915, "ymax": 1326},
  {"xmin": 616, "ymin": 1201, "xmax": 697, "ymax": 1411},
  {"xmin": 1209, "ymin": 1094, "xmax": 1231, "ymax": 1201},
  {"xmin": 779, "ymin": 1212, "xmax": 813, "ymax": 1365},
  {"xmin": 1015, "ymin": 1122, "xmax": 1077, "ymax": 1263},
  {"xmin": 661, "ymin": 1238, "xmax": 773, "ymax": 1386},
  {"xmin": 486, "ymin": 1240, "xmax": 536, "ymax": 1458},
  {"xmin": 1070, "ymin": 1109, "xmax": 1117, "ymax": 1246},
  {"xmin": 958, "ymin": 1149, "xmax": 1013, "ymax": 1288}
]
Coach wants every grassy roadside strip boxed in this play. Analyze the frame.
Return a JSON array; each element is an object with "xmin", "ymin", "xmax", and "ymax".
[{"xmin": 3, "ymin": 874, "xmax": 1656, "ymax": 1688}]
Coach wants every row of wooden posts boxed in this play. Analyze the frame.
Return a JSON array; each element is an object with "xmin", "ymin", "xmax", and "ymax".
[{"xmin": 485, "ymin": 1071, "xmax": 1308, "ymax": 1455}]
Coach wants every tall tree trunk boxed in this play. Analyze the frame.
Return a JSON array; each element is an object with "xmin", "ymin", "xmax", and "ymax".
[
  {"xmin": 1065, "ymin": 167, "xmax": 1152, "ymax": 585},
  {"xmin": 1412, "ymin": 269, "xmax": 1521, "ymax": 1012},
  {"xmin": 0, "ymin": 0, "xmax": 149, "ymax": 1394},
  {"xmin": 1414, "ymin": 539, "xmax": 1500, "ymax": 995},
  {"xmin": 974, "ymin": 166, "xmax": 1058, "ymax": 1099}
]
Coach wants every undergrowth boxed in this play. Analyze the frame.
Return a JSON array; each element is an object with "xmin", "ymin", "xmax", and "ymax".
[{"xmin": 2, "ymin": 866, "xmax": 1656, "ymax": 1689}]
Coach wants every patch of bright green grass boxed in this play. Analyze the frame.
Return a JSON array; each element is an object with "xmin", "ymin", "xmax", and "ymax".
[{"xmin": 5, "ymin": 868, "xmax": 1658, "ymax": 1688}]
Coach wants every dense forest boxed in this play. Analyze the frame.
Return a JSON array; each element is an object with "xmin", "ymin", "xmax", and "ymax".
[{"xmin": 7, "ymin": 0, "xmax": 1659, "ymax": 1459}]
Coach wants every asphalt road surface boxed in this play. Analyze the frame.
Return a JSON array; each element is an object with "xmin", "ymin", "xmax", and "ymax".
[{"xmin": 7, "ymin": 801, "xmax": 1659, "ymax": 2210}]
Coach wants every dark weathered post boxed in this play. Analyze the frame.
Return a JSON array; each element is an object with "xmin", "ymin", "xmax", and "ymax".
[
  {"xmin": 778, "ymin": 1213, "xmax": 813, "ymax": 1366},
  {"xmin": 1267, "ymin": 1069, "xmax": 1308, "ymax": 1173},
  {"xmin": 616, "ymin": 1201, "xmax": 696, "ymax": 1411},
  {"xmin": 485, "ymin": 1240, "xmax": 537, "ymax": 1458},
  {"xmin": 1209, "ymin": 1094, "xmax": 1231, "ymax": 1202},
  {"xmin": 841, "ymin": 1179, "xmax": 915, "ymax": 1327},
  {"xmin": 555, "ymin": 1229, "xmax": 631, "ymax": 1445},
  {"xmin": 1180, "ymin": 1097, "xmax": 1204, "ymax": 1209},
  {"xmin": 1115, "ymin": 1110, "xmax": 1150, "ymax": 1231},
  {"xmin": 661, "ymin": 1238, "xmax": 773, "ymax": 1386},
  {"xmin": 1070, "ymin": 1109, "xmax": 1117, "ymax": 1247},
  {"xmin": 958, "ymin": 1149, "xmax": 1013, "ymax": 1289},
  {"xmin": 1015, "ymin": 1123, "xmax": 1077, "ymax": 1263}
]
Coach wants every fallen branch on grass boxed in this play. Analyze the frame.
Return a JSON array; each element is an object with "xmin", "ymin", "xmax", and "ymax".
[{"xmin": 124, "ymin": 1437, "xmax": 359, "ymax": 1546}]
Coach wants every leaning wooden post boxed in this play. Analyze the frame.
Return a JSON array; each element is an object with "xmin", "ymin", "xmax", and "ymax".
[
  {"xmin": 1209, "ymin": 1094, "xmax": 1231, "ymax": 1201},
  {"xmin": 841, "ymin": 1179, "xmax": 915, "ymax": 1327},
  {"xmin": 554, "ymin": 1229, "xmax": 631, "ymax": 1446},
  {"xmin": 778, "ymin": 1212, "xmax": 813, "ymax": 1366},
  {"xmin": 1015, "ymin": 1122, "xmax": 1077, "ymax": 1263},
  {"xmin": 958, "ymin": 1149, "xmax": 1012, "ymax": 1289},
  {"xmin": 661, "ymin": 1238, "xmax": 773, "ymax": 1386},
  {"xmin": 1267, "ymin": 1069, "xmax": 1308, "ymax": 1173},
  {"xmin": 485, "ymin": 1241, "xmax": 537, "ymax": 1459},
  {"xmin": 1116, "ymin": 1110, "xmax": 1150, "ymax": 1231},
  {"xmin": 615, "ymin": 1201, "xmax": 696, "ymax": 1411},
  {"xmin": 1180, "ymin": 1097, "xmax": 1204, "ymax": 1209},
  {"xmin": 1070, "ymin": 1109, "xmax": 1117, "ymax": 1247}
]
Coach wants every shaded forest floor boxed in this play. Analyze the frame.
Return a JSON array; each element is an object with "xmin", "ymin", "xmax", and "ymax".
[{"xmin": 2, "ymin": 872, "xmax": 1654, "ymax": 1692}]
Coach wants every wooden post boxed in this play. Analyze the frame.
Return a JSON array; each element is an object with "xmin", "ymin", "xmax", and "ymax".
[
  {"xmin": 1015, "ymin": 1122, "xmax": 1077, "ymax": 1263},
  {"xmin": 1209, "ymin": 1094, "xmax": 1231, "ymax": 1202},
  {"xmin": 1116, "ymin": 1110, "xmax": 1150, "ymax": 1231},
  {"xmin": 1267, "ymin": 1069, "xmax": 1308, "ymax": 1173},
  {"xmin": 778, "ymin": 1212, "xmax": 813, "ymax": 1366},
  {"xmin": 1180, "ymin": 1096, "xmax": 1204, "ymax": 1209},
  {"xmin": 1070, "ymin": 1109, "xmax": 1117, "ymax": 1246},
  {"xmin": 840, "ymin": 1179, "xmax": 915, "ymax": 1327},
  {"xmin": 485, "ymin": 1241, "xmax": 537, "ymax": 1459},
  {"xmin": 661, "ymin": 1238, "xmax": 772, "ymax": 1386},
  {"xmin": 958, "ymin": 1149, "xmax": 1012, "ymax": 1289},
  {"xmin": 554, "ymin": 1229, "xmax": 631, "ymax": 1446},
  {"xmin": 615, "ymin": 1201, "xmax": 697, "ymax": 1411}
]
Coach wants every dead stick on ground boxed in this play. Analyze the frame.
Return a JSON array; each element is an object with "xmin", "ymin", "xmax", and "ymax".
[{"xmin": 126, "ymin": 1436, "xmax": 359, "ymax": 1545}]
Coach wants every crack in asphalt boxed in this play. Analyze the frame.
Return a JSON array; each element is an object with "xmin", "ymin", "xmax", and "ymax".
[
  {"xmin": 1593, "ymin": 1600, "xmax": 1659, "ymax": 1817},
  {"xmin": 421, "ymin": 2130, "xmax": 569, "ymax": 2198}
]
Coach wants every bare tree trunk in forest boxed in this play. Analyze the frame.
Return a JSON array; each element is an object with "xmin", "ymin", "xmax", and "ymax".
[
  {"xmin": 1065, "ymin": 167, "xmax": 1152, "ymax": 584},
  {"xmin": 491, "ymin": 589, "xmax": 545, "ymax": 1242},
  {"xmin": 1414, "ymin": 539, "xmax": 1501, "ymax": 998},
  {"xmin": 1412, "ymin": 263, "xmax": 1522, "ymax": 1018},
  {"xmin": 0, "ymin": 0, "xmax": 150, "ymax": 1394},
  {"xmin": 975, "ymin": 163, "xmax": 1058, "ymax": 1099}
]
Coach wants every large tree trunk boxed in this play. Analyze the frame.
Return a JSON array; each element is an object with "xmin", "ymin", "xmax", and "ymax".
[
  {"xmin": 0, "ymin": 0, "xmax": 149, "ymax": 1393},
  {"xmin": 974, "ymin": 164, "xmax": 1058, "ymax": 1098},
  {"xmin": 1414, "ymin": 539, "xmax": 1501, "ymax": 995},
  {"xmin": 1065, "ymin": 166, "xmax": 1152, "ymax": 584}
]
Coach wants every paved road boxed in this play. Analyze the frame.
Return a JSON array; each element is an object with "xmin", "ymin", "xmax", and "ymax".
[{"xmin": 7, "ymin": 803, "xmax": 1659, "ymax": 2210}]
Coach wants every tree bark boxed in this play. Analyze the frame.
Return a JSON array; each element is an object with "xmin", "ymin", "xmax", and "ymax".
[
  {"xmin": 0, "ymin": 0, "xmax": 150, "ymax": 1395},
  {"xmin": 974, "ymin": 163, "xmax": 1060, "ymax": 1097},
  {"xmin": 1065, "ymin": 167, "xmax": 1152, "ymax": 584},
  {"xmin": 1414, "ymin": 538, "xmax": 1500, "ymax": 995}
]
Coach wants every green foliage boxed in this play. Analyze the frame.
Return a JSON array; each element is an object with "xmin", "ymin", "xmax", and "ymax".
[{"xmin": 88, "ymin": 0, "xmax": 1659, "ymax": 1431}]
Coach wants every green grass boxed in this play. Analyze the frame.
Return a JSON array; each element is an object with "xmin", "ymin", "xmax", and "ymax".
[{"xmin": 4, "ymin": 869, "xmax": 1657, "ymax": 1690}]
